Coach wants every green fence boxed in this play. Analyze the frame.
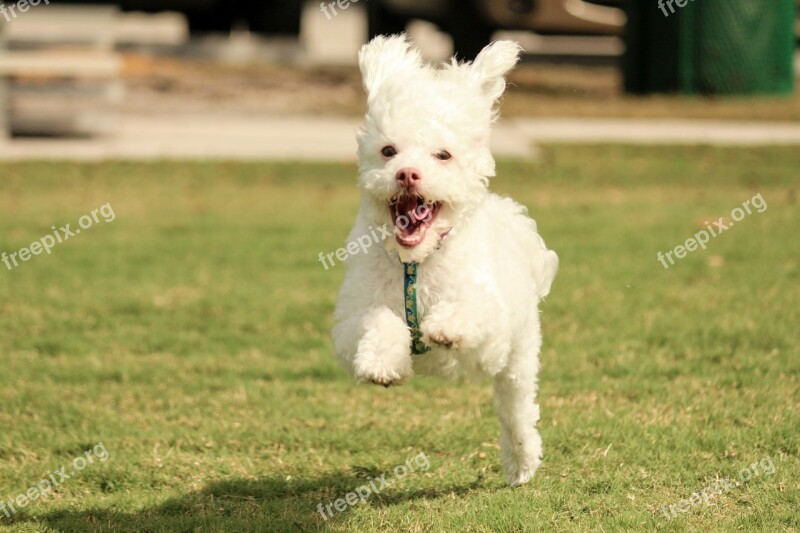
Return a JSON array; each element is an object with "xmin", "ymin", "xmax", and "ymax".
[{"xmin": 624, "ymin": 0, "xmax": 796, "ymax": 95}]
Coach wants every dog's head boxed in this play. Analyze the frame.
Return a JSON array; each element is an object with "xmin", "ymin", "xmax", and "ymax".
[{"xmin": 356, "ymin": 34, "xmax": 521, "ymax": 263}]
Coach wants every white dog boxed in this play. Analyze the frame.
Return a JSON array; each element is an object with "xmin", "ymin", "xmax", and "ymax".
[{"xmin": 332, "ymin": 35, "xmax": 558, "ymax": 486}]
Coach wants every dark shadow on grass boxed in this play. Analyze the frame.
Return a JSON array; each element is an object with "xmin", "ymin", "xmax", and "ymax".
[{"xmin": 16, "ymin": 470, "xmax": 492, "ymax": 532}]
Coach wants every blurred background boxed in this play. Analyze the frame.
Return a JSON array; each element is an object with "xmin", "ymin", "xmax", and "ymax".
[
  {"xmin": 0, "ymin": 0, "xmax": 798, "ymax": 158},
  {"xmin": 2, "ymin": 3, "xmax": 799, "ymax": 530}
]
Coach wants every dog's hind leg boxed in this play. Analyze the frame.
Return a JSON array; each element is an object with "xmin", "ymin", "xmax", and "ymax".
[{"xmin": 493, "ymin": 352, "xmax": 542, "ymax": 486}]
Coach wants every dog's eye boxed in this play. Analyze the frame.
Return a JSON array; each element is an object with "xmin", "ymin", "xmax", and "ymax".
[
  {"xmin": 381, "ymin": 146, "xmax": 397, "ymax": 158},
  {"xmin": 435, "ymin": 150, "xmax": 451, "ymax": 161}
]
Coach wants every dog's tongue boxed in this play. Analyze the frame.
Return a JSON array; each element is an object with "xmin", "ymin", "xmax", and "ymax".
[
  {"xmin": 412, "ymin": 203, "xmax": 431, "ymax": 222},
  {"xmin": 398, "ymin": 196, "xmax": 418, "ymax": 220},
  {"xmin": 399, "ymin": 197, "xmax": 432, "ymax": 222},
  {"xmin": 395, "ymin": 197, "xmax": 431, "ymax": 247},
  {"xmin": 396, "ymin": 197, "xmax": 425, "ymax": 233}
]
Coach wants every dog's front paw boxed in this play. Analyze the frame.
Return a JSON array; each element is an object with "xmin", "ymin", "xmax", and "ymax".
[
  {"xmin": 354, "ymin": 350, "xmax": 410, "ymax": 387},
  {"xmin": 420, "ymin": 302, "xmax": 475, "ymax": 350},
  {"xmin": 353, "ymin": 308, "xmax": 413, "ymax": 387},
  {"xmin": 421, "ymin": 322, "xmax": 462, "ymax": 350}
]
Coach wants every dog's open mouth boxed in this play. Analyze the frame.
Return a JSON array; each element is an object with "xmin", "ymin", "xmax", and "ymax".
[{"xmin": 390, "ymin": 194, "xmax": 441, "ymax": 248}]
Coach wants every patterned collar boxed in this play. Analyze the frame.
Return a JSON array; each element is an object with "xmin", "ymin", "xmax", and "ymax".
[
  {"xmin": 403, "ymin": 261, "xmax": 430, "ymax": 355},
  {"xmin": 401, "ymin": 228, "xmax": 453, "ymax": 355}
]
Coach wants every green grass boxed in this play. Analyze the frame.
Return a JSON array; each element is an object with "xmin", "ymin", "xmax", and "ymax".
[{"xmin": 0, "ymin": 146, "xmax": 798, "ymax": 532}]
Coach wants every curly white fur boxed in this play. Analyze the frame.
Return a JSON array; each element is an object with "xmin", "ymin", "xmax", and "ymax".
[{"xmin": 332, "ymin": 35, "xmax": 558, "ymax": 486}]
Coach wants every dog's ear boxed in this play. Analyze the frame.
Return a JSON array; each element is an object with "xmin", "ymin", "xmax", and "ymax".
[
  {"xmin": 471, "ymin": 40, "xmax": 522, "ymax": 101},
  {"xmin": 358, "ymin": 34, "xmax": 421, "ymax": 99}
]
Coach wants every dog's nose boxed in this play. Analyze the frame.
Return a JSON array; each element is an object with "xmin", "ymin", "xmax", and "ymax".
[{"xmin": 395, "ymin": 167, "xmax": 422, "ymax": 187}]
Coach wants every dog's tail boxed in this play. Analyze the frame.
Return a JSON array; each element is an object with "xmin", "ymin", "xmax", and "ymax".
[
  {"xmin": 491, "ymin": 196, "xmax": 559, "ymax": 300},
  {"xmin": 530, "ymin": 233, "xmax": 559, "ymax": 300}
]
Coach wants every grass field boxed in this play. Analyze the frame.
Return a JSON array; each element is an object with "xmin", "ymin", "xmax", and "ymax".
[{"xmin": 0, "ymin": 146, "xmax": 798, "ymax": 532}]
